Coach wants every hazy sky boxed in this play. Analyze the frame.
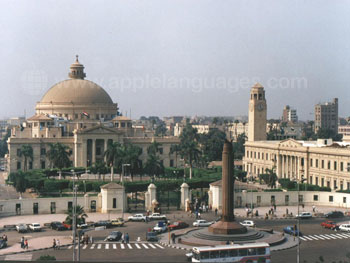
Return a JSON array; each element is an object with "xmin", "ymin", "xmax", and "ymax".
[{"xmin": 1, "ymin": 0, "xmax": 349, "ymax": 120}]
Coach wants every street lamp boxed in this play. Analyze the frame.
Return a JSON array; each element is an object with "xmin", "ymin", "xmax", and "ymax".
[
  {"xmin": 295, "ymin": 171, "xmax": 307, "ymax": 263},
  {"xmin": 121, "ymin": 164, "xmax": 130, "ymax": 220}
]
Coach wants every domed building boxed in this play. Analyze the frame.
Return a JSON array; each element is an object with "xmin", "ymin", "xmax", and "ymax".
[
  {"xmin": 35, "ymin": 56, "xmax": 118, "ymax": 121},
  {"xmin": 7, "ymin": 57, "xmax": 180, "ymax": 173}
]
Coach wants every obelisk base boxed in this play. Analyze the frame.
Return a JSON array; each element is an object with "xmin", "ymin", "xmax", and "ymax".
[{"xmin": 208, "ymin": 221, "xmax": 247, "ymax": 235}]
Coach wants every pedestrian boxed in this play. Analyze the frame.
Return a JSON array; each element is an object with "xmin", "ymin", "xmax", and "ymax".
[
  {"xmin": 274, "ymin": 204, "xmax": 276, "ymax": 211},
  {"xmin": 2, "ymin": 234, "xmax": 7, "ymax": 242},
  {"xmin": 56, "ymin": 239, "xmax": 60, "ymax": 250},
  {"xmin": 121, "ymin": 233, "xmax": 125, "ymax": 243},
  {"xmin": 312, "ymin": 205, "xmax": 316, "ymax": 212},
  {"xmin": 198, "ymin": 212, "xmax": 201, "ymax": 219},
  {"xmin": 24, "ymin": 239, "xmax": 28, "ymax": 249},
  {"xmin": 125, "ymin": 233, "xmax": 129, "ymax": 244},
  {"xmin": 215, "ymin": 208, "xmax": 218, "ymax": 216},
  {"xmin": 20, "ymin": 236, "xmax": 24, "ymax": 249},
  {"xmin": 171, "ymin": 233, "xmax": 176, "ymax": 244},
  {"xmin": 286, "ymin": 208, "xmax": 289, "ymax": 216},
  {"xmin": 53, "ymin": 239, "xmax": 56, "ymax": 250}
]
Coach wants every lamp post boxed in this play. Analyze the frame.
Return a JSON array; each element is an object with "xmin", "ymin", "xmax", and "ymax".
[
  {"xmin": 122, "ymin": 164, "xmax": 130, "ymax": 220},
  {"xmin": 295, "ymin": 171, "xmax": 306, "ymax": 263},
  {"xmin": 249, "ymin": 173, "xmax": 254, "ymax": 212}
]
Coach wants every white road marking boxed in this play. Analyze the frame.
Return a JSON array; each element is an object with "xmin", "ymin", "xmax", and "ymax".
[
  {"xmin": 127, "ymin": 244, "xmax": 132, "ymax": 249},
  {"xmin": 142, "ymin": 243, "xmax": 149, "ymax": 249},
  {"xmin": 336, "ymin": 233, "xmax": 349, "ymax": 238},
  {"xmin": 121, "ymin": 244, "xmax": 125, "ymax": 249},
  {"xmin": 306, "ymin": 236, "xmax": 319, "ymax": 240},
  {"xmin": 312, "ymin": 235, "xmax": 325, "ymax": 240},
  {"xmin": 5, "ymin": 254, "xmax": 33, "ymax": 261},
  {"xmin": 299, "ymin": 237, "xmax": 307, "ymax": 241},
  {"xmin": 155, "ymin": 244, "xmax": 164, "ymax": 249},
  {"xmin": 90, "ymin": 244, "xmax": 95, "ymax": 249},
  {"xmin": 97, "ymin": 244, "xmax": 102, "ymax": 249},
  {"xmin": 303, "ymin": 236, "xmax": 314, "ymax": 241},
  {"xmin": 319, "ymin": 235, "xmax": 331, "ymax": 240},
  {"xmin": 341, "ymin": 233, "xmax": 350, "ymax": 237},
  {"xmin": 329, "ymin": 234, "xmax": 343, "ymax": 239},
  {"xmin": 148, "ymin": 243, "xmax": 156, "ymax": 249},
  {"xmin": 135, "ymin": 243, "xmax": 141, "ymax": 249},
  {"xmin": 113, "ymin": 244, "xmax": 117, "ymax": 249},
  {"xmin": 105, "ymin": 244, "xmax": 109, "ymax": 249},
  {"xmin": 82, "ymin": 245, "xmax": 87, "ymax": 249},
  {"xmin": 68, "ymin": 245, "xmax": 72, "ymax": 249}
]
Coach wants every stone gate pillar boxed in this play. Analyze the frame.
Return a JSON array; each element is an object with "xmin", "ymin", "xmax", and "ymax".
[
  {"xmin": 180, "ymin": 183, "xmax": 191, "ymax": 210},
  {"xmin": 145, "ymin": 183, "xmax": 157, "ymax": 211}
]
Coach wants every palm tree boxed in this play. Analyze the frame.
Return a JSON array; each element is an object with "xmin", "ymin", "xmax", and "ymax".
[
  {"xmin": 20, "ymin": 145, "xmax": 33, "ymax": 171},
  {"xmin": 65, "ymin": 205, "xmax": 88, "ymax": 226},
  {"xmin": 104, "ymin": 142, "xmax": 122, "ymax": 181},
  {"xmin": 46, "ymin": 143, "xmax": 72, "ymax": 169},
  {"xmin": 169, "ymin": 144, "xmax": 180, "ymax": 168},
  {"xmin": 144, "ymin": 154, "xmax": 164, "ymax": 179},
  {"xmin": 122, "ymin": 144, "xmax": 142, "ymax": 182}
]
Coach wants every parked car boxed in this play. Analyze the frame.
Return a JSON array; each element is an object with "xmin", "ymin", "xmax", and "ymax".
[
  {"xmin": 240, "ymin": 220, "xmax": 256, "ymax": 227},
  {"xmin": 63, "ymin": 222, "xmax": 72, "ymax": 230},
  {"xmin": 77, "ymin": 223, "xmax": 88, "ymax": 229},
  {"xmin": 128, "ymin": 214, "xmax": 147, "ymax": 222},
  {"xmin": 148, "ymin": 213, "xmax": 167, "ymax": 220},
  {"xmin": 168, "ymin": 221, "xmax": 189, "ymax": 231},
  {"xmin": 339, "ymin": 224, "xmax": 350, "ymax": 232},
  {"xmin": 283, "ymin": 226, "xmax": 302, "ymax": 236},
  {"xmin": 51, "ymin": 221, "xmax": 67, "ymax": 231},
  {"xmin": 94, "ymin": 220, "xmax": 112, "ymax": 228},
  {"xmin": 29, "ymin": 223, "xmax": 41, "ymax": 232},
  {"xmin": 153, "ymin": 221, "xmax": 167, "ymax": 233},
  {"xmin": 0, "ymin": 239, "xmax": 7, "ymax": 249},
  {"xmin": 193, "ymin": 220, "xmax": 214, "ymax": 227},
  {"xmin": 0, "ymin": 166, "xmax": 5, "ymax": 171},
  {"xmin": 106, "ymin": 231, "xmax": 122, "ymax": 241},
  {"xmin": 321, "ymin": 220, "xmax": 339, "ymax": 230},
  {"xmin": 16, "ymin": 223, "xmax": 28, "ymax": 233},
  {"xmin": 111, "ymin": 218, "xmax": 124, "ymax": 227},
  {"xmin": 146, "ymin": 231, "xmax": 158, "ymax": 242},
  {"xmin": 296, "ymin": 212, "xmax": 312, "ymax": 219},
  {"xmin": 325, "ymin": 211, "xmax": 344, "ymax": 218}
]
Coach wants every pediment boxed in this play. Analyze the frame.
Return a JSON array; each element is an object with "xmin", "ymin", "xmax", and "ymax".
[
  {"xmin": 78, "ymin": 125, "xmax": 121, "ymax": 135},
  {"xmin": 279, "ymin": 138, "xmax": 302, "ymax": 148}
]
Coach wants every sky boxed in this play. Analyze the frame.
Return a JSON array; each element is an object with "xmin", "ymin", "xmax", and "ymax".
[{"xmin": 0, "ymin": 0, "xmax": 349, "ymax": 121}]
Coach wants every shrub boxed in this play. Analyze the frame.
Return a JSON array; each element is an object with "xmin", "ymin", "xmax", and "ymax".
[{"xmin": 37, "ymin": 255, "xmax": 56, "ymax": 261}]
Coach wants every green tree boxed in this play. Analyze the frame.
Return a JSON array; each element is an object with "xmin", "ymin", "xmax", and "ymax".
[
  {"xmin": 65, "ymin": 204, "xmax": 88, "ymax": 226},
  {"xmin": 13, "ymin": 171, "xmax": 28, "ymax": 198},
  {"xmin": 199, "ymin": 129, "xmax": 226, "ymax": 162},
  {"xmin": 144, "ymin": 153, "xmax": 164, "ymax": 179},
  {"xmin": 179, "ymin": 124, "xmax": 200, "ymax": 179},
  {"xmin": 232, "ymin": 133, "xmax": 247, "ymax": 160},
  {"xmin": 91, "ymin": 161, "xmax": 108, "ymax": 181},
  {"xmin": 317, "ymin": 128, "xmax": 342, "ymax": 141},
  {"xmin": 122, "ymin": 144, "xmax": 142, "ymax": 181},
  {"xmin": 169, "ymin": 144, "xmax": 181, "ymax": 168},
  {"xmin": 154, "ymin": 123, "xmax": 167, "ymax": 137},
  {"xmin": 0, "ymin": 128, "xmax": 11, "ymax": 157},
  {"xmin": 259, "ymin": 167, "xmax": 278, "ymax": 188},
  {"xmin": 104, "ymin": 142, "xmax": 122, "ymax": 181},
  {"xmin": 19, "ymin": 144, "xmax": 33, "ymax": 171},
  {"xmin": 46, "ymin": 143, "xmax": 72, "ymax": 170}
]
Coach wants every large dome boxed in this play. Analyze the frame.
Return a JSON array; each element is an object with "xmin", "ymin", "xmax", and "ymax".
[{"xmin": 40, "ymin": 79, "xmax": 114, "ymax": 104}]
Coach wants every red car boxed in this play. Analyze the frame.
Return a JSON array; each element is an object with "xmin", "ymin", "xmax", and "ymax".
[
  {"xmin": 321, "ymin": 220, "xmax": 339, "ymax": 230},
  {"xmin": 62, "ymin": 222, "xmax": 72, "ymax": 230},
  {"xmin": 168, "ymin": 221, "xmax": 189, "ymax": 231}
]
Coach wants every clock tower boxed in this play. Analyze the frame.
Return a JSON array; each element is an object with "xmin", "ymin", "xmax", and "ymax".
[{"xmin": 248, "ymin": 83, "xmax": 267, "ymax": 141}]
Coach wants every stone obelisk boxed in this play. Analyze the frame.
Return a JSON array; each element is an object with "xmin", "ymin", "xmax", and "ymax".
[{"xmin": 208, "ymin": 140, "xmax": 247, "ymax": 234}]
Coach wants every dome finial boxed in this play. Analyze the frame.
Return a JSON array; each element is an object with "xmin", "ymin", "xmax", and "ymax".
[{"xmin": 75, "ymin": 55, "xmax": 79, "ymax": 63}]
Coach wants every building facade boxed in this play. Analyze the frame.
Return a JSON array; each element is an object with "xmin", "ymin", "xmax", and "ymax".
[
  {"xmin": 315, "ymin": 98, "xmax": 338, "ymax": 133},
  {"xmin": 7, "ymin": 57, "xmax": 181, "ymax": 173},
  {"xmin": 282, "ymin": 105, "xmax": 298, "ymax": 123}
]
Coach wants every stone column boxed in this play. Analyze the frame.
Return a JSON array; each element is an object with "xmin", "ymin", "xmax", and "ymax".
[
  {"xmin": 74, "ymin": 141, "xmax": 78, "ymax": 167},
  {"xmin": 104, "ymin": 139, "xmax": 108, "ymax": 163},
  {"xmin": 276, "ymin": 154, "xmax": 280, "ymax": 178},
  {"xmin": 82, "ymin": 139, "xmax": 87, "ymax": 167},
  {"xmin": 181, "ymin": 183, "xmax": 190, "ymax": 210},
  {"xmin": 281, "ymin": 155, "xmax": 285, "ymax": 178},
  {"xmin": 92, "ymin": 139, "xmax": 96, "ymax": 164}
]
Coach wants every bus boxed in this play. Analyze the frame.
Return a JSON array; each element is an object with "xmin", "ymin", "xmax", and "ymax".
[{"xmin": 186, "ymin": 242, "xmax": 271, "ymax": 263}]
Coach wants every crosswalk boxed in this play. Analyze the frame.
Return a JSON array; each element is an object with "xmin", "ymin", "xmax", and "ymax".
[
  {"xmin": 67, "ymin": 242, "xmax": 164, "ymax": 250},
  {"xmin": 4, "ymin": 254, "xmax": 33, "ymax": 261},
  {"xmin": 299, "ymin": 232, "xmax": 350, "ymax": 242}
]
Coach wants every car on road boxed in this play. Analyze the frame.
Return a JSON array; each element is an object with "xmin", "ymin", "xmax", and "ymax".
[
  {"xmin": 94, "ymin": 220, "xmax": 112, "ymax": 228},
  {"xmin": 148, "ymin": 213, "xmax": 167, "ymax": 220},
  {"xmin": 63, "ymin": 222, "xmax": 72, "ymax": 230},
  {"xmin": 106, "ymin": 231, "xmax": 122, "ymax": 241},
  {"xmin": 0, "ymin": 239, "xmax": 7, "ymax": 249},
  {"xmin": 146, "ymin": 231, "xmax": 158, "ymax": 242},
  {"xmin": 111, "ymin": 218, "xmax": 124, "ymax": 227},
  {"xmin": 168, "ymin": 221, "xmax": 189, "ymax": 231},
  {"xmin": 339, "ymin": 224, "xmax": 350, "ymax": 232},
  {"xmin": 193, "ymin": 220, "xmax": 214, "ymax": 227},
  {"xmin": 240, "ymin": 220, "xmax": 256, "ymax": 227},
  {"xmin": 296, "ymin": 212, "xmax": 312, "ymax": 219},
  {"xmin": 153, "ymin": 221, "xmax": 167, "ymax": 233},
  {"xmin": 283, "ymin": 226, "xmax": 302, "ymax": 236},
  {"xmin": 16, "ymin": 223, "xmax": 28, "ymax": 233},
  {"xmin": 29, "ymin": 223, "xmax": 41, "ymax": 232},
  {"xmin": 51, "ymin": 221, "xmax": 67, "ymax": 231},
  {"xmin": 0, "ymin": 166, "xmax": 5, "ymax": 171},
  {"xmin": 128, "ymin": 214, "xmax": 147, "ymax": 222},
  {"xmin": 325, "ymin": 211, "xmax": 344, "ymax": 218},
  {"xmin": 321, "ymin": 220, "xmax": 340, "ymax": 230}
]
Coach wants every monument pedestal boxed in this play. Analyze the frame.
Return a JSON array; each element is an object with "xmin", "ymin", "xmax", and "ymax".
[{"xmin": 208, "ymin": 221, "xmax": 247, "ymax": 235}]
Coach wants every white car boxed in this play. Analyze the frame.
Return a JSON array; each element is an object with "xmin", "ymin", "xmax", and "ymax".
[
  {"xmin": 16, "ymin": 223, "xmax": 28, "ymax": 233},
  {"xmin": 29, "ymin": 223, "xmax": 41, "ymax": 232},
  {"xmin": 193, "ymin": 220, "xmax": 214, "ymax": 227},
  {"xmin": 240, "ymin": 220, "xmax": 256, "ymax": 227},
  {"xmin": 128, "ymin": 214, "xmax": 147, "ymax": 222},
  {"xmin": 296, "ymin": 212, "xmax": 312, "ymax": 219},
  {"xmin": 339, "ymin": 224, "xmax": 350, "ymax": 232},
  {"xmin": 153, "ymin": 222, "xmax": 167, "ymax": 233},
  {"xmin": 148, "ymin": 213, "xmax": 167, "ymax": 220}
]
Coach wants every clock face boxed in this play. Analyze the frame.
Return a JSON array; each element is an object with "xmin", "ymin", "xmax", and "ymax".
[{"xmin": 257, "ymin": 103, "xmax": 265, "ymax": 111}]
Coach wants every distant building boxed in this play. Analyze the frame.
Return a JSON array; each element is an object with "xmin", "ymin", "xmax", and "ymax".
[
  {"xmin": 314, "ymin": 98, "xmax": 338, "ymax": 134},
  {"xmin": 339, "ymin": 125, "xmax": 350, "ymax": 137},
  {"xmin": 282, "ymin": 105, "xmax": 298, "ymax": 123}
]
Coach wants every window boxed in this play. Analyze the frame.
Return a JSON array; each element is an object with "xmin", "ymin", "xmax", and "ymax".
[
  {"xmin": 17, "ymin": 162, "xmax": 21, "ymax": 170},
  {"xmin": 29, "ymin": 162, "xmax": 33, "ymax": 170},
  {"xmin": 329, "ymin": 196, "xmax": 333, "ymax": 202},
  {"xmin": 334, "ymin": 180, "xmax": 337, "ymax": 189},
  {"xmin": 322, "ymin": 160, "xmax": 324, "ymax": 169},
  {"xmin": 250, "ymin": 152, "xmax": 252, "ymax": 158},
  {"xmin": 266, "ymin": 153, "xmax": 269, "ymax": 160},
  {"xmin": 298, "ymin": 195, "xmax": 303, "ymax": 202},
  {"xmin": 209, "ymin": 251, "xmax": 220, "ymax": 259},
  {"xmin": 96, "ymin": 147, "xmax": 101, "ymax": 155},
  {"xmin": 96, "ymin": 114, "xmax": 99, "ymax": 119},
  {"xmin": 334, "ymin": 161, "xmax": 337, "ymax": 170},
  {"xmin": 219, "ymin": 250, "xmax": 229, "ymax": 258},
  {"xmin": 321, "ymin": 178, "xmax": 324, "ymax": 187},
  {"xmin": 343, "ymin": 197, "xmax": 347, "ymax": 204},
  {"xmin": 248, "ymin": 248, "xmax": 257, "ymax": 255},
  {"xmin": 313, "ymin": 195, "xmax": 318, "ymax": 201},
  {"xmin": 238, "ymin": 249, "xmax": 248, "ymax": 256},
  {"xmin": 229, "ymin": 249, "xmax": 238, "ymax": 257},
  {"xmin": 310, "ymin": 159, "xmax": 313, "ymax": 167},
  {"xmin": 254, "ymin": 152, "xmax": 256, "ymax": 159},
  {"xmin": 200, "ymin": 252, "xmax": 209, "ymax": 260},
  {"xmin": 41, "ymin": 161, "xmax": 45, "ymax": 169},
  {"xmin": 328, "ymin": 161, "xmax": 331, "ymax": 170},
  {"xmin": 17, "ymin": 149, "xmax": 21, "ymax": 157},
  {"xmin": 116, "ymin": 122, "xmax": 119, "ymax": 128},
  {"xmin": 121, "ymin": 122, "xmax": 125, "ymax": 128},
  {"xmin": 40, "ymin": 148, "xmax": 46, "ymax": 155},
  {"xmin": 113, "ymin": 198, "xmax": 116, "ymax": 208},
  {"xmin": 316, "ymin": 177, "xmax": 319, "ymax": 186},
  {"xmin": 301, "ymin": 158, "xmax": 304, "ymax": 166},
  {"xmin": 159, "ymin": 148, "xmax": 163, "ymax": 155},
  {"xmin": 316, "ymin": 159, "xmax": 319, "ymax": 168},
  {"xmin": 258, "ymin": 152, "xmax": 260, "ymax": 159},
  {"xmin": 341, "ymin": 162, "xmax": 344, "ymax": 171},
  {"xmin": 170, "ymin": 160, "xmax": 174, "ymax": 167},
  {"xmin": 257, "ymin": 247, "xmax": 266, "ymax": 255},
  {"xmin": 285, "ymin": 195, "xmax": 289, "ymax": 203}
]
